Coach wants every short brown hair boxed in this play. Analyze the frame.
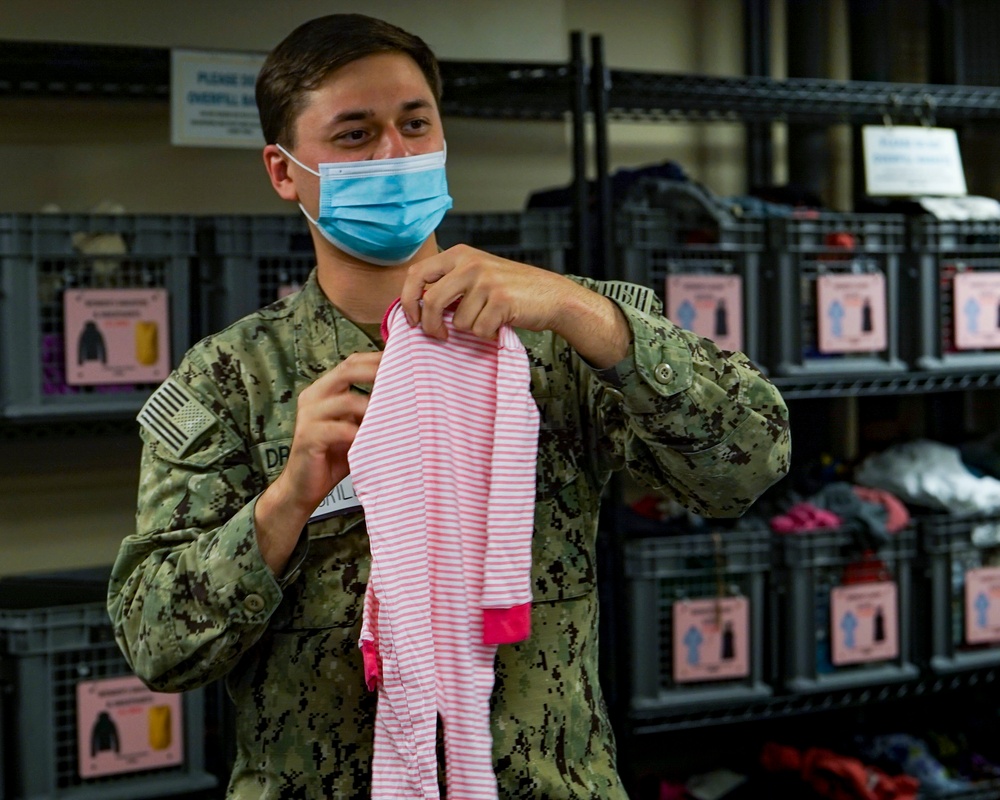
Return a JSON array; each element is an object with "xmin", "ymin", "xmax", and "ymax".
[{"xmin": 256, "ymin": 14, "xmax": 442, "ymax": 147}]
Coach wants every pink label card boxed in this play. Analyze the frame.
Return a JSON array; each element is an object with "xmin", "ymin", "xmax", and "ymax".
[
  {"xmin": 953, "ymin": 272, "xmax": 1000, "ymax": 350},
  {"xmin": 666, "ymin": 274, "xmax": 743, "ymax": 352},
  {"xmin": 77, "ymin": 675, "xmax": 184, "ymax": 779},
  {"xmin": 964, "ymin": 567, "xmax": 1000, "ymax": 645},
  {"xmin": 672, "ymin": 595, "xmax": 750, "ymax": 683},
  {"xmin": 830, "ymin": 581, "xmax": 898, "ymax": 665},
  {"xmin": 278, "ymin": 284, "xmax": 302, "ymax": 299},
  {"xmin": 815, "ymin": 272, "xmax": 888, "ymax": 354},
  {"xmin": 63, "ymin": 288, "xmax": 170, "ymax": 385}
]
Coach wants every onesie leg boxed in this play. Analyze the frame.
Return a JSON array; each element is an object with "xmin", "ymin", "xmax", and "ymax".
[
  {"xmin": 438, "ymin": 641, "xmax": 500, "ymax": 800},
  {"xmin": 352, "ymin": 316, "xmax": 442, "ymax": 800}
]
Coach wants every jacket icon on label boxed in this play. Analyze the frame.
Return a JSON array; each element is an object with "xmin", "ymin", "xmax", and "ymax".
[
  {"xmin": 90, "ymin": 711, "xmax": 120, "ymax": 757},
  {"xmin": 78, "ymin": 321, "xmax": 107, "ymax": 365}
]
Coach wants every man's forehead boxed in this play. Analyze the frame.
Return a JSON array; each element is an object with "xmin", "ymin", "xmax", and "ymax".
[{"xmin": 319, "ymin": 51, "xmax": 431, "ymax": 90}]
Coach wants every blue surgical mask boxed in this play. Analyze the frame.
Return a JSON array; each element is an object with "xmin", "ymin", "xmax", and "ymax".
[{"xmin": 276, "ymin": 144, "xmax": 453, "ymax": 266}]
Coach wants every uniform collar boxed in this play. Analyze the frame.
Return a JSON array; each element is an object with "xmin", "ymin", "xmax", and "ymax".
[{"xmin": 293, "ymin": 269, "xmax": 381, "ymax": 386}]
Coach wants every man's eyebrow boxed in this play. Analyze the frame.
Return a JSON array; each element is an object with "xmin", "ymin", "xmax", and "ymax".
[
  {"xmin": 401, "ymin": 99, "xmax": 433, "ymax": 112},
  {"xmin": 332, "ymin": 108, "xmax": 376, "ymax": 124},
  {"xmin": 331, "ymin": 99, "xmax": 433, "ymax": 124}
]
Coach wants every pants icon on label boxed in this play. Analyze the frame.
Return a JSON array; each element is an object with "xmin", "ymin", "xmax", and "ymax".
[
  {"xmin": 135, "ymin": 321, "xmax": 159, "ymax": 366},
  {"xmin": 148, "ymin": 705, "xmax": 173, "ymax": 750}
]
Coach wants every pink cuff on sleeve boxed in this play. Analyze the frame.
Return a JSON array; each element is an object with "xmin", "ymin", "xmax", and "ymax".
[
  {"xmin": 380, "ymin": 298, "xmax": 402, "ymax": 343},
  {"xmin": 482, "ymin": 603, "xmax": 531, "ymax": 645},
  {"xmin": 361, "ymin": 640, "xmax": 380, "ymax": 691}
]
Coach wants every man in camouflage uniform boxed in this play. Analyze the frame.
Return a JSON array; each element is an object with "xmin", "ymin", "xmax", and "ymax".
[{"xmin": 108, "ymin": 13, "xmax": 790, "ymax": 799}]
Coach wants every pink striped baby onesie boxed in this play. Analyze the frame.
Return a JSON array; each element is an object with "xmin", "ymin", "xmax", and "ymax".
[{"xmin": 348, "ymin": 300, "xmax": 540, "ymax": 800}]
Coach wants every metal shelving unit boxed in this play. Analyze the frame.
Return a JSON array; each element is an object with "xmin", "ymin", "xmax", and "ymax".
[
  {"xmin": 0, "ymin": 41, "xmax": 578, "ymax": 119},
  {"xmin": 0, "ymin": 417, "xmax": 138, "ymax": 442},
  {"xmin": 604, "ymin": 70, "xmax": 1000, "ymax": 125},
  {"xmin": 0, "ymin": 41, "xmax": 170, "ymax": 99},
  {"xmin": 10, "ymin": 40, "xmax": 1000, "ymax": 125},
  {"xmin": 587, "ymin": 34, "xmax": 1000, "ymax": 800},
  {"xmin": 772, "ymin": 369, "xmax": 1000, "ymax": 400},
  {"xmin": 439, "ymin": 60, "xmax": 577, "ymax": 120},
  {"xmin": 627, "ymin": 666, "xmax": 1000, "ymax": 735}
]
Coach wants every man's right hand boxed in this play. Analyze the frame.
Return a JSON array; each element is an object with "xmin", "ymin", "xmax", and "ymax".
[{"xmin": 254, "ymin": 351, "xmax": 381, "ymax": 574}]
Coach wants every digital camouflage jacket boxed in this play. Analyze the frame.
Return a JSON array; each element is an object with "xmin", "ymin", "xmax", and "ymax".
[{"xmin": 108, "ymin": 269, "xmax": 790, "ymax": 799}]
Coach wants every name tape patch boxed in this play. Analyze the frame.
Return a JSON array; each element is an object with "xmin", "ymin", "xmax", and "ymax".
[{"xmin": 309, "ymin": 475, "xmax": 363, "ymax": 523}]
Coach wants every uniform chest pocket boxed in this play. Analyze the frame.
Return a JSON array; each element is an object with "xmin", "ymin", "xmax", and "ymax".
[{"xmin": 272, "ymin": 521, "xmax": 370, "ymax": 631}]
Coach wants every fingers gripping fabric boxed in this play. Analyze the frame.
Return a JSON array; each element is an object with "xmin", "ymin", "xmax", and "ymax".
[{"xmin": 349, "ymin": 302, "xmax": 540, "ymax": 800}]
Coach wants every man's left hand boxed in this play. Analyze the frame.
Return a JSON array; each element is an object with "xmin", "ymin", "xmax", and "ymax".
[{"xmin": 399, "ymin": 244, "xmax": 631, "ymax": 368}]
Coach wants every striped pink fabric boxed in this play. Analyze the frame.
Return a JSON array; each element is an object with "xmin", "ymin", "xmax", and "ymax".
[{"xmin": 348, "ymin": 301, "xmax": 540, "ymax": 800}]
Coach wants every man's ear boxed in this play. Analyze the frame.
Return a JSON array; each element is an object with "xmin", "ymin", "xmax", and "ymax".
[{"xmin": 262, "ymin": 144, "xmax": 299, "ymax": 202}]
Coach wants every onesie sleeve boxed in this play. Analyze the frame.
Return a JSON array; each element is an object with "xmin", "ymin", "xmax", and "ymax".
[{"xmin": 480, "ymin": 324, "xmax": 539, "ymax": 645}]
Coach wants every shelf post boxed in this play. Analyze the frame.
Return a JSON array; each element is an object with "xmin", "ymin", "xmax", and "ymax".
[
  {"xmin": 590, "ymin": 34, "xmax": 613, "ymax": 282},
  {"xmin": 570, "ymin": 31, "xmax": 591, "ymax": 279}
]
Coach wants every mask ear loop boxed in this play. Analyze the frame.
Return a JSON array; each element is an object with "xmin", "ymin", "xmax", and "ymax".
[
  {"xmin": 273, "ymin": 143, "xmax": 325, "ymax": 234},
  {"xmin": 274, "ymin": 143, "xmax": 321, "ymax": 177}
]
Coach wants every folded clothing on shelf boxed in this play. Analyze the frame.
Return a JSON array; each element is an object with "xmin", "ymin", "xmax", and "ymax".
[{"xmin": 761, "ymin": 742, "xmax": 919, "ymax": 800}]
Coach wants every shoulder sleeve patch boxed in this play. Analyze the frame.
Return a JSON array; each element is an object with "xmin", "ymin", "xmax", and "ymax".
[
  {"xmin": 137, "ymin": 377, "xmax": 219, "ymax": 459},
  {"xmin": 594, "ymin": 280, "xmax": 659, "ymax": 315}
]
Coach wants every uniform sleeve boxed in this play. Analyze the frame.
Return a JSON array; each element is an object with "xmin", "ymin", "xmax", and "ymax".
[
  {"xmin": 577, "ymin": 278, "xmax": 790, "ymax": 517},
  {"xmin": 107, "ymin": 354, "xmax": 306, "ymax": 693}
]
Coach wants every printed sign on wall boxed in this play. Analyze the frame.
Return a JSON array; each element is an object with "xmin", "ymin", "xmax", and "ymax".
[
  {"xmin": 964, "ymin": 567, "xmax": 1000, "ymax": 645},
  {"xmin": 953, "ymin": 271, "xmax": 1000, "ymax": 351},
  {"xmin": 666, "ymin": 274, "xmax": 744, "ymax": 352},
  {"xmin": 171, "ymin": 49, "xmax": 266, "ymax": 148},
  {"xmin": 816, "ymin": 272, "xmax": 888, "ymax": 354},
  {"xmin": 77, "ymin": 675, "xmax": 184, "ymax": 779},
  {"xmin": 672, "ymin": 596, "xmax": 750, "ymax": 683},
  {"xmin": 63, "ymin": 289, "xmax": 170, "ymax": 386},
  {"xmin": 830, "ymin": 581, "xmax": 898, "ymax": 665}
]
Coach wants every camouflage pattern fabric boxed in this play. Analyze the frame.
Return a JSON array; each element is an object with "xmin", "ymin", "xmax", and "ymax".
[{"xmin": 109, "ymin": 269, "xmax": 789, "ymax": 799}]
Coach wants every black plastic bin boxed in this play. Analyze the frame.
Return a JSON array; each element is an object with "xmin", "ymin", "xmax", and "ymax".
[{"xmin": 0, "ymin": 570, "xmax": 216, "ymax": 800}]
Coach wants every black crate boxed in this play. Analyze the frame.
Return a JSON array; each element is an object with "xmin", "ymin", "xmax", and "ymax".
[
  {"xmin": 623, "ymin": 526, "xmax": 772, "ymax": 716},
  {"xmin": 197, "ymin": 214, "xmax": 316, "ymax": 336},
  {"xmin": 768, "ymin": 212, "xmax": 907, "ymax": 376},
  {"xmin": 615, "ymin": 181, "xmax": 767, "ymax": 369},
  {"xmin": 771, "ymin": 526, "xmax": 919, "ymax": 693},
  {"xmin": 436, "ymin": 209, "xmax": 573, "ymax": 273},
  {"xmin": 0, "ymin": 575, "xmax": 216, "ymax": 799},
  {"xmin": 906, "ymin": 218, "xmax": 1000, "ymax": 371},
  {"xmin": 0, "ymin": 214, "xmax": 195, "ymax": 420},
  {"xmin": 919, "ymin": 511, "xmax": 1000, "ymax": 674}
]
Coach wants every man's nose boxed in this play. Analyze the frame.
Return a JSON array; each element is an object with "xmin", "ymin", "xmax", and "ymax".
[{"xmin": 373, "ymin": 128, "xmax": 409, "ymax": 159}]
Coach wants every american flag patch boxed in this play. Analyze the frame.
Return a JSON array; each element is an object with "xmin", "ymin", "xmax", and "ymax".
[
  {"xmin": 137, "ymin": 378, "xmax": 217, "ymax": 459},
  {"xmin": 598, "ymin": 281, "xmax": 657, "ymax": 315}
]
